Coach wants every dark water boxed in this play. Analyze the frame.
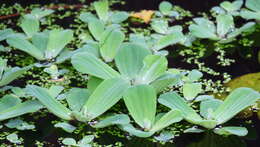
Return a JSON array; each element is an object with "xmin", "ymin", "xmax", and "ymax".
[{"xmin": 1, "ymin": 0, "xmax": 260, "ymax": 146}]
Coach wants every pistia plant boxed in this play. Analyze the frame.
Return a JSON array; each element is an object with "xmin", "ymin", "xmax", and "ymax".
[
  {"xmin": 0, "ymin": 58, "xmax": 32, "ymax": 88},
  {"xmin": 4, "ymin": 9, "xmax": 74, "ymax": 65},
  {"xmin": 158, "ymin": 87, "xmax": 260, "ymax": 136}
]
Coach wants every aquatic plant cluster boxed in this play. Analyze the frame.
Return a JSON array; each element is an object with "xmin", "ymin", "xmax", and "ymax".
[{"xmin": 0, "ymin": 0, "xmax": 260, "ymax": 146}]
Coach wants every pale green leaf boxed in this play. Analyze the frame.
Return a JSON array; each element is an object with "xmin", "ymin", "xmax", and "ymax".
[
  {"xmin": 183, "ymin": 83, "xmax": 202, "ymax": 101},
  {"xmin": 245, "ymin": 0, "xmax": 260, "ymax": 12},
  {"xmin": 87, "ymin": 76, "xmax": 103, "ymax": 94},
  {"xmin": 110, "ymin": 12, "xmax": 129, "ymax": 23},
  {"xmin": 66, "ymin": 88, "xmax": 90, "ymax": 112},
  {"xmin": 71, "ymin": 52, "xmax": 120, "ymax": 79},
  {"xmin": 82, "ymin": 78, "xmax": 130, "ymax": 120},
  {"xmin": 26, "ymin": 85, "xmax": 72, "ymax": 120},
  {"xmin": 200, "ymin": 99, "xmax": 223, "ymax": 119},
  {"xmin": 93, "ymin": 114, "xmax": 130, "ymax": 128},
  {"xmin": 159, "ymin": 1, "xmax": 173, "ymax": 15},
  {"xmin": 136, "ymin": 55, "xmax": 168, "ymax": 84},
  {"xmin": 216, "ymin": 14, "xmax": 234, "ymax": 37},
  {"xmin": 6, "ymin": 35, "xmax": 44, "ymax": 60},
  {"xmin": 119, "ymin": 123, "xmax": 154, "ymax": 138},
  {"xmin": 151, "ymin": 110, "xmax": 183, "ymax": 132},
  {"xmin": 20, "ymin": 16, "xmax": 39, "ymax": 37},
  {"xmin": 220, "ymin": 0, "xmax": 243, "ymax": 12},
  {"xmin": 158, "ymin": 92, "xmax": 203, "ymax": 123},
  {"xmin": 212, "ymin": 88, "xmax": 260, "ymax": 124},
  {"xmin": 100, "ymin": 29, "xmax": 125, "ymax": 62},
  {"xmin": 88, "ymin": 19, "xmax": 105, "ymax": 41},
  {"xmin": 115, "ymin": 43, "xmax": 151, "ymax": 79},
  {"xmin": 151, "ymin": 73, "xmax": 181, "ymax": 93},
  {"xmin": 45, "ymin": 29, "xmax": 73, "ymax": 59},
  {"xmin": 93, "ymin": 0, "xmax": 109, "ymax": 21},
  {"xmin": 0, "ymin": 100, "xmax": 43, "ymax": 121},
  {"xmin": 0, "ymin": 29, "xmax": 13, "ymax": 41},
  {"xmin": 124, "ymin": 85, "xmax": 156, "ymax": 129},
  {"xmin": 0, "ymin": 95, "xmax": 21, "ymax": 112},
  {"xmin": 214, "ymin": 126, "xmax": 248, "ymax": 136}
]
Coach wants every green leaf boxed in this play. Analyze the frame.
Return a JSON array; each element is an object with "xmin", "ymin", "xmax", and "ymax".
[
  {"xmin": 0, "ymin": 95, "xmax": 21, "ymax": 112},
  {"xmin": 214, "ymin": 126, "xmax": 248, "ymax": 136},
  {"xmin": 158, "ymin": 92, "xmax": 203, "ymax": 123},
  {"xmin": 6, "ymin": 35, "xmax": 44, "ymax": 60},
  {"xmin": 45, "ymin": 29, "xmax": 73, "ymax": 59},
  {"xmin": 110, "ymin": 12, "xmax": 129, "ymax": 23},
  {"xmin": 220, "ymin": 0, "xmax": 243, "ymax": 12},
  {"xmin": 66, "ymin": 88, "xmax": 90, "ymax": 112},
  {"xmin": 159, "ymin": 1, "xmax": 173, "ymax": 15},
  {"xmin": 62, "ymin": 138, "xmax": 77, "ymax": 146},
  {"xmin": 183, "ymin": 83, "xmax": 202, "ymax": 101},
  {"xmin": 115, "ymin": 43, "xmax": 151, "ymax": 79},
  {"xmin": 245, "ymin": 0, "xmax": 260, "ymax": 12},
  {"xmin": 0, "ymin": 58, "xmax": 6, "ymax": 79},
  {"xmin": 124, "ymin": 85, "xmax": 156, "ymax": 130},
  {"xmin": 151, "ymin": 110, "xmax": 183, "ymax": 132},
  {"xmin": 93, "ymin": 114, "xmax": 130, "ymax": 128},
  {"xmin": 240, "ymin": 10, "xmax": 260, "ymax": 20},
  {"xmin": 227, "ymin": 22, "xmax": 255, "ymax": 38},
  {"xmin": 71, "ymin": 52, "xmax": 120, "ymax": 79},
  {"xmin": 0, "ymin": 100, "xmax": 43, "ymax": 121},
  {"xmin": 26, "ymin": 85, "xmax": 72, "ymax": 120},
  {"xmin": 0, "ymin": 65, "xmax": 31, "ymax": 87},
  {"xmin": 216, "ymin": 14, "xmax": 234, "ymax": 38},
  {"xmin": 82, "ymin": 78, "xmax": 130, "ymax": 120},
  {"xmin": 54, "ymin": 122, "xmax": 76, "ymax": 133},
  {"xmin": 87, "ymin": 76, "xmax": 103, "ymax": 94},
  {"xmin": 48, "ymin": 85, "xmax": 64, "ymax": 98},
  {"xmin": 6, "ymin": 133, "xmax": 22, "ymax": 144},
  {"xmin": 212, "ymin": 88, "xmax": 260, "ymax": 124},
  {"xmin": 88, "ymin": 19, "xmax": 105, "ymax": 41},
  {"xmin": 93, "ymin": 0, "xmax": 109, "ymax": 21},
  {"xmin": 78, "ymin": 135, "xmax": 95, "ymax": 145},
  {"xmin": 20, "ymin": 16, "xmax": 39, "ymax": 37},
  {"xmin": 151, "ymin": 73, "xmax": 181, "ymax": 93},
  {"xmin": 151, "ymin": 20, "xmax": 169, "ymax": 34},
  {"xmin": 0, "ymin": 29, "xmax": 13, "ymax": 41},
  {"xmin": 100, "ymin": 29, "xmax": 125, "ymax": 62},
  {"xmin": 199, "ymin": 120, "xmax": 218, "ymax": 129},
  {"xmin": 136, "ymin": 55, "xmax": 168, "ymax": 84},
  {"xmin": 30, "ymin": 8, "xmax": 54, "ymax": 19},
  {"xmin": 189, "ymin": 18, "xmax": 218, "ymax": 40},
  {"xmin": 119, "ymin": 123, "xmax": 154, "ymax": 138},
  {"xmin": 187, "ymin": 69, "xmax": 203, "ymax": 82},
  {"xmin": 154, "ymin": 31, "xmax": 185, "ymax": 51},
  {"xmin": 32, "ymin": 32, "xmax": 48, "ymax": 53},
  {"xmin": 200, "ymin": 99, "xmax": 223, "ymax": 119},
  {"xmin": 79, "ymin": 12, "xmax": 97, "ymax": 23}
]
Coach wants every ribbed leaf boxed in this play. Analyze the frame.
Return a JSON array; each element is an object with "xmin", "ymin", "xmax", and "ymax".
[
  {"xmin": 20, "ymin": 16, "xmax": 39, "ymax": 37},
  {"xmin": 93, "ymin": 0, "xmax": 109, "ymax": 21},
  {"xmin": 212, "ymin": 88, "xmax": 260, "ymax": 124},
  {"xmin": 158, "ymin": 92, "xmax": 203, "ymax": 123},
  {"xmin": 0, "ymin": 100, "xmax": 43, "ymax": 121},
  {"xmin": 71, "ymin": 52, "xmax": 120, "ymax": 79},
  {"xmin": 110, "ymin": 12, "xmax": 129, "ymax": 23},
  {"xmin": 216, "ymin": 14, "xmax": 234, "ymax": 38},
  {"xmin": 0, "ymin": 29, "xmax": 13, "ymax": 41},
  {"xmin": 115, "ymin": 43, "xmax": 151, "ymax": 79},
  {"xmin": 119, "ymin": 124, "xmax": 154, "ymax": 138},
  {"xmin": 200, "ymin": 99, "xmax": 223, "ymax": 119},
  {"xmin": 154, "ymin": 31, "xmax": 184, "ymax": 51},
  {"xmin": 26, "ymin": 85, "xmax": 72, "ymax": 120},
  {"xmin": 151, "ymin": 110, "xmax": 183, "ymax": 132},
  {"xmin": 88, "ymin": 19, "xmax": 105, "ymax": 41},
  {"xmin": 48, "ymin": 85, "xmax": 64, "ymax": 98},
  {"xmin": 45, "ymin": 29, "xmax": 73, "ymax": 59},
  {"xmin": 32, "ymin": 32, "xmax": 48, "ymax": 52},
  {"xmin": 0, "ymin": 58, "xmax": 7, "ymax": 79},
  {"xmin": 87, "ymin": 76, "xmax": 103, "ymax": 94},
  {"xmin": 189, "ymin": 18, "xmax": 218, "ymax": 40},
  {"xmin": 214, "ymin": 126, "xmax": 248, "ymax": 136},
  {"xmin": 136, "ymin": 55, "xmax": 167, "ymax": 84},
  {"xmin": 0, "ymin": 65, "xmax": 31, "ymax": 87},
  {"xmin": 183, "ymin": 83, "xmax": 202, "ymax": 101},
  {"xmin": 151, "ymin": 73, "xmax": 181, "ymax": 93},
  {"xmin": 220, "ymin": 0, "xmax": 243, "ymax": 12},
  {"xmin": 159, "ymin": 1, "xmax": 173, "ymax": 15},
  {"xmin": 151, "ymin": 20, "xmax": 169, "ymax": 34},
  {"xmin": 124, "ymin": 85, "xmax": 156, "ymax": 130},
  {"xmin": 245, "ymin": 0, "xmax": 260, "ymax": 12},
  {"xmin": 100, "ymin": 29, "xmax": 125, "ymax": 62},
  {"xmin": 6, "ymin": 35, "xmax": 44, "ymax": 60},
  {"xmin": 93, "ymin": 114, "xmax": 130, "ymax": 128},
  {"xmin": 0, "ymin": 95, "xmax": 21, "ymax": 112},
  {"xmin": 66, "ymin": 88, "xmax": 90, "ymax": 112},
  {"xmin": 82, "ymin": 78, "xmax": 130, "ymax": 120}
]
